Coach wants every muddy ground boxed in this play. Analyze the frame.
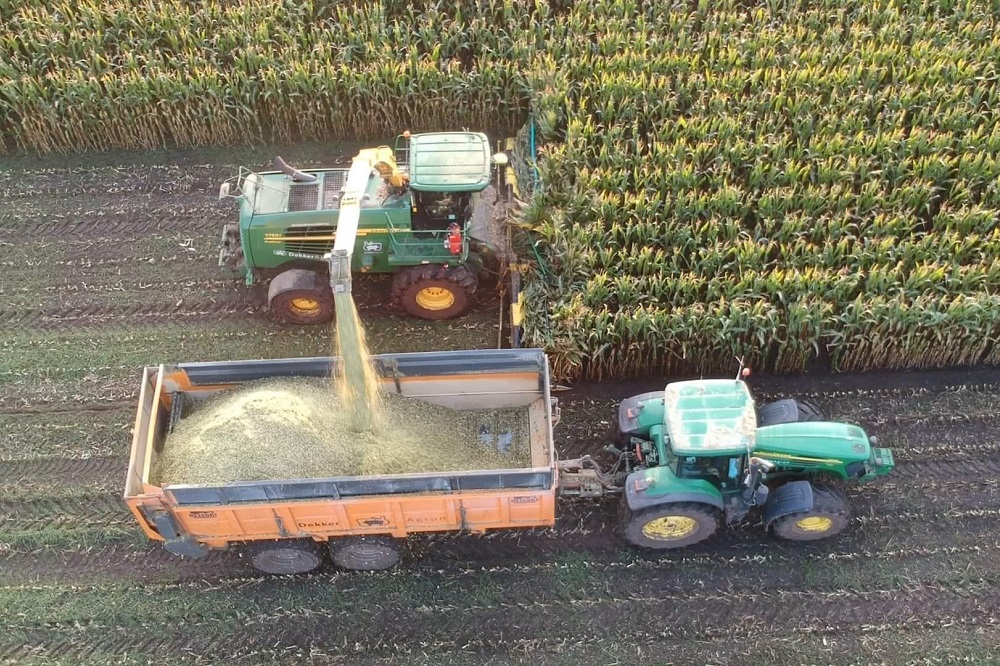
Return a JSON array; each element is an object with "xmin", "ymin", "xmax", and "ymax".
[{"xmin": 1, "ymin": 147, "xmax": 1000, "ymax": 665}]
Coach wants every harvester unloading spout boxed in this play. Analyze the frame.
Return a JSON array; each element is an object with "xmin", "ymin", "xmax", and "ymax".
[{"xmin": 324, "ymin": 146, "xmax": 407, "ymax": 293}]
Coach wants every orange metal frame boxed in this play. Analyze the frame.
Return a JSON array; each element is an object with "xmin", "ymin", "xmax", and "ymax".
[{"xmin": 125, "ymin": 364, "xmax": 559, "ymax": 549}]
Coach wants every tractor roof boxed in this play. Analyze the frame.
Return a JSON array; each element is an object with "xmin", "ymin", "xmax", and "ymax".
[
  {"xmin": 408, "ymin": 132, "xmax": 492, "ymax": 193},
  {"xmin": 663, "ymin": 379, "xmax": 757, "ymax": 456}
]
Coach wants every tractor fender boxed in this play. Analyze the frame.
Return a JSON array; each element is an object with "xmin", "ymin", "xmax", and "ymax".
[
  {"xmin": 762, "ymin": 480, "xmax": 814, "ymax": 530},
  {"xmin": 624, "ymin": 468, "xmax": 724, "ymax": 512},
  {"xmin": 268, "ymin": 268, "xmax": 322, "ymax": 304}
]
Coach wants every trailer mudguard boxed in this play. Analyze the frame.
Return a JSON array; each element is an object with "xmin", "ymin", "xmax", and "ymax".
[
  {"xmin": 146, "ymin": 508, "xmax": 210, "ymax": 559},
  {"xmin": 624, "ymin": 467, "xmax": 724, "ymax": 512},
  {"xmin": 762, "ymin": 480, "xmax": 813, "ymax": 530}
]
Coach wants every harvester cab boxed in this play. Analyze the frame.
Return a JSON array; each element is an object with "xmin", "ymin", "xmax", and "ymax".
[
  {"xmin": 217, "ymin": 131, "xmax": 511, "ymax": 325},
  {"xmin": 557, "ymin": 374, "xmax": 895, "ymax": 550}
]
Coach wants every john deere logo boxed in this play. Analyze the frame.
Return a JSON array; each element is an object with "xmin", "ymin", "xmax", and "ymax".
[{"xmin": 362, "ymin": 241, "xmax": 382, "ymax": 253}]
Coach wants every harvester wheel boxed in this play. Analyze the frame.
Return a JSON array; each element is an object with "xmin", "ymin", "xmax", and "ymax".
[
  {"xmin": 772, "ymin": 484, "xmax": 850, "ymax": 542},
  {"xmin": 245, "ymin": 539, "xmax": 324, "ymax": 575},
  {"xmin": 329, "ymin": 536, "xmax": 401, "ymax": 571},
  {"xmin": 622, "ymin": 502, "xmax": 720, "ymax": 549},
  {"xmin": 391, "ymin": 264, "xmax": 478, "ymax": 320},
  {"xmin": 268, "ymin": 269, "xmax": 334, "ymax": 325}
]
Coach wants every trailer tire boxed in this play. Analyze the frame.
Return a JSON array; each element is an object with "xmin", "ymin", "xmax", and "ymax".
[
  {"xmin": 268, "ymin": 269, "xmax": 334, "ymax": 325},
  {"xmin": 391, "ymin": 265, "xmax": 477, "ymax": 320},
  {"xmin": 245, "ymin": 539, "xmax": 324, "ymax": 574},
  {"xmin": 771, "ymin": 484, "xmax": 850, "ymax": 542},
  {"xmin": 329, "ymin": 536, "xmax": 401, "ymax": 571},
  {"xmin": 622, "ymin": 502, "xmax": 720, "ymax": 550}
]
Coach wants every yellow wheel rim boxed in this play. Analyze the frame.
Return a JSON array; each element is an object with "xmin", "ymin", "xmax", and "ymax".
[
  {"xmin": 796, "ymin": 516, "xmax": 833, "ymax": 532},
  {"xmin": 642, "ymin": 516, "xmax": 698, "ymax": 540},
  {"xmin": 290, "ymin": 297, "xmax": 320, "ymax": 315},
  {"xmin": 415, "ymin": 286, "xmax": 455, "ymax": 311}
]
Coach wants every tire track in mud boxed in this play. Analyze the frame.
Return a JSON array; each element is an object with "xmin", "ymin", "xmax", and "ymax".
[
  {"xmin": 0, "ymin": 400, "xmax": 135, "ymax": 416},
  {"xmin": 0, "ymin": 163, "xmax": 227, "ymax": 195},
  {"xmin": 4, "ymin": 278, "xmax": 232, "ymax": 298},
  {"xmin": 206, "ymin": 585, "xmax": 1000, "ymax": 658},
  {"xmin": 6, "ymin": 514, "xmax": 1000, "ymax": 590},
  {"xmin": 0, "ymin": 299, "xmax": 262, "ymax": 332},
  {"xmin": 0, "ymin": 455, "xmax": 126, "ymax": 487},
  {"xmin": 3, "ymin": 582, "xmax": 998, "ymax": 662},
  {"xmin": 3, "ymin": 488, "xmax": 996, "ymax": 581},
  {"xmin": 0, "ymin": 491, "xmax": 127, "ymax": 523},
  {"xmin": 0, "ymin": 201, "xmax": 230, "ymax": 240}
]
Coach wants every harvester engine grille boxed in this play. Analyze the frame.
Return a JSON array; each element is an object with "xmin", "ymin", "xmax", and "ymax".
[
  {"xmin": 287, "ymin": 183, "xmax": 319, "ymax": 211},
  {"xmin": 322, "ymin": 171, "xmax": 346, "ymax": 209},
  {"xmin": 284, "ymin": 225, "xmax": 335, "ymax": 256}
]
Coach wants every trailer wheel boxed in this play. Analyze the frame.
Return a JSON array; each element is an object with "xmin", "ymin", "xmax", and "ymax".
[
  {"xmin": 391, "ymin": 265, "xmax": 477, "ymax": 320},
  {"xmin": 329, "ymin": 536, "xmax": 401, "ymax": 571},
  {"xmin": 771, "ymin": 484, "xmax": 850, "ymax": 542},
  {"xmin": 622, "ymin": 502, "xmax": 720, "ymax": 549},
  {"xmin": 245, "ymin": 539, "xmax": 324, "ymax": 574},
  {"xmin": 268, "ymin": 269, "xmax": 334, "ymax": 325}
]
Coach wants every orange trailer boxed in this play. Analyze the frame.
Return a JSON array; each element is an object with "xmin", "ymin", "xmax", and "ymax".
[{"xmin": 124, "ymin": 349, "xmax": 560, "ymax": 572}]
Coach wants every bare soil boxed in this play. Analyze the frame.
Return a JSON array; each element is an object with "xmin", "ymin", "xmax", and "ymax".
[{"xmin": 2, "ymin": 147, "xmax": 1000, "ymax": 665}]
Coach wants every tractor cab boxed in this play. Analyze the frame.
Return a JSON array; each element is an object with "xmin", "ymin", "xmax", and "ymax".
[{"xmin": 397, "ymin": 132, "xmax": 494, "ymax": 232}]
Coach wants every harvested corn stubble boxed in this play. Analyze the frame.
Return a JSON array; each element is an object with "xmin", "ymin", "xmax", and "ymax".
[{"xmin": 151, "ymin": 377, "xmax": 532, "ymax": 485}]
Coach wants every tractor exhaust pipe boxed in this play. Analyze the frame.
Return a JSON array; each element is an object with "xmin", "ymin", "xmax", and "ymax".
[{"xmin": 273, "ymin": 156, "xmax": 317, "ymax": 183}]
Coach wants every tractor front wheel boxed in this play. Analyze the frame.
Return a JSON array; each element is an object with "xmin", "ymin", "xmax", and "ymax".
[
  {"xmin": 622, "ymin": 502, "xmax": 720, "ymax": 549},
  {"xmin": 391, "ymin": 265, "xmax": 478, "ymax": 320},
  {"xmin": 772, "ymin": 484, "xmax": 850, "ymax": 542},
  {"xmin": 268, "ymin": 269, "xmax": 334, "ymax": 325}
]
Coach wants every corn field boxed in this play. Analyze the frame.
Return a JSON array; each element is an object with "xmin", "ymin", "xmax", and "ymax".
[
  {"xmin": 3, "ymin": 0, "xmax": 999, "ymax": 379},
  {"xmin": 518, "ymin": 0, "xmax": 1000, "ymax": 378},
  {"xmin": 0, "ymin": 0, "xmax": 542, "ymax": 152}
]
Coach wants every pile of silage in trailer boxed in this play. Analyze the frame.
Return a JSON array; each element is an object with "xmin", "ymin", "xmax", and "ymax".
[
  {"xmin": 518, "ymin": 0, "xmax": 1000, "ymax": 379},
  {"xmin": 151, "ymin": 378, "xmax": 532, "ymax": 486}
]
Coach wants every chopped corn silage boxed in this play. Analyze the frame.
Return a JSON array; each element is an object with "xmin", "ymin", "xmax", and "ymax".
[
  {"xmin": 151, "ymin": 378, "xmax": 533, "ymax": 486},
  {"xmin": 333, "ymin": 292, "xmax": 383, "ymax": 433}
]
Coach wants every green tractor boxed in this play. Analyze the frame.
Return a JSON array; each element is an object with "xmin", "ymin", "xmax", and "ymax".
[
  {"xmin": 559, "ymin": 370, "xmax": 895, "ymax": 548},
  {"xmin": 217, "ymin": 131, "xmax": 509, "ymax": 324}
]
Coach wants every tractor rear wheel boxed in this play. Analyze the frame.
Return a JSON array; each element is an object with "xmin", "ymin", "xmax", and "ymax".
[
  {"xmin": 622, "ymin": 502, "xmax": 720, "ymax": 549},
  {"xmin": 391, "ymin": 265, "xmax": 478, "ymax": 320},
  {"xmin": 245, "ymin": 539, "xmax": 324, "ymax": 575},
  {"xmin": 329, "ymin": 536, "xmax": 401, "ymax": 570},
  {"xmin": 794, "ymin": 399, "xmax": 825, "ymax": 421},
  {"xmin": 268, "ymin": 269, "xmax": 334, "ymax": 325},
  {"xmin": 772, "ymin": 484, "xmax": 850, "ymax": 542},
  {"xmin": 757, "ymin": 398, "xmax": 826, "ymax": 426}
]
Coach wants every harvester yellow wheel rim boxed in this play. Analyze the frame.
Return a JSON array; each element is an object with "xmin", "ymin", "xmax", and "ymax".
[
  {"xmin": 416, "ymin": 286, "xmax": 455, "ymax": 311},
  {"xmin": 642, "ymin": 515, "xmax": 698, "ymax": 540},
  {"xmin": 290, "ymin": 297, "xmax": 320, "ymax": 314},
  {"xmin": 796, "ymin": 516, "xmax": 833, "ymax": 532}
]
